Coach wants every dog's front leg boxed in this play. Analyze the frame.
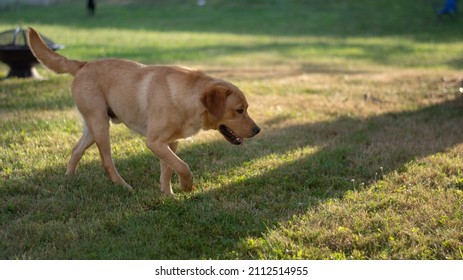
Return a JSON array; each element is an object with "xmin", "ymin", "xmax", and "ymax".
[{"xmin": 147, "ymin": 140, "xmax": 193, "ymax": 195}]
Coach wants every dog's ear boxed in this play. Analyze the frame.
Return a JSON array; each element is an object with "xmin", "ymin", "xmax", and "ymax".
[{"xmin": 201, "ymin": 85, "xmax": 231, "ymax": 120}]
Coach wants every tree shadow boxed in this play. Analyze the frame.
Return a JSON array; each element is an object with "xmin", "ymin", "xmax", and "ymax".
[
  {"xmin": 0, "ymin": 77, "xmax": 74, "ymax": 114},
  {"xmin": 67, "ymin": 94, "xmax": 463, "ymax": 259},
  {"xmin": 162, "ymin": 94, "xmax": 463, "ymax": 258},
  {"xmin": 1, "ymin": 1, "xmax": 462, "ymax": 80},
  {"xmin": 66, "ymin": 37, "xmax": 460, "ymax": 71},
  {"xmin": 0, "ymin": 1, "xmax": 461, "ymax": 41}
]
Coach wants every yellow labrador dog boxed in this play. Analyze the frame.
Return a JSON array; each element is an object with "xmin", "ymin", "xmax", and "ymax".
[{"xmin": 28, "ymin": 27, "xmax": 260, "ymax": 195}]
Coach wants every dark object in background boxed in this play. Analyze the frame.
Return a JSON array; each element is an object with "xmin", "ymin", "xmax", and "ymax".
[
  {"xmin": 0, "ymin": 27, "xmax": 64, "ymax": 78},
  {"xmin": 87, "ymin": 0, "xmax": 96, "ymax": 16}
]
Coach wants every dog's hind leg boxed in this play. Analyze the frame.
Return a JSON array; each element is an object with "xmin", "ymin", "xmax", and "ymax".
[
  {"xmin": 159, "ymin": 141, "xmax": 178, "ymax": 195},
  {"xmin": 66, "ymin": 124, "xmax": 94, "ymax": 176},
  {"xmin": 85, "ymin": 111, "xmax": 133, "ymax": 191}
]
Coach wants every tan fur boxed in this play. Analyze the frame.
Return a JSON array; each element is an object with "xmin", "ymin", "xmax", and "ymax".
[{"xmin": 28, "ymin": 27, "xmax": 260, "ymax": 195}]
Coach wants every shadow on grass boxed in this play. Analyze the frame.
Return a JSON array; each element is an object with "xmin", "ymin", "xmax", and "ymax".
[
  {"xmin": 81, "ymin": 40, "xmax": 427, "ymax": 70},
  {"xmin": 140, "ymin": 94, "xmax": 463, "ymax": 259},
  {"xmin": 1, "ymin": 1, "xmax": 461, "ymax": 40},
  {"xmin": 3, "ymin": 94, "xmax": 463, "ymax": 259},
  {"xmin": 0, "ymin": 78, "xmax": 74, "ymax": 112}
]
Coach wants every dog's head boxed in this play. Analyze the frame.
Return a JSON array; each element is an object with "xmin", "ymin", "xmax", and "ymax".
[{"xmin": 201, "ymin": 82, "xmax": 260, "ymax": 145}]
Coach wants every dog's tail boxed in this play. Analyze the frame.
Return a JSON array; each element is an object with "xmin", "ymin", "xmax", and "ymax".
[{"xmin": 28, "ymin": 27, "xmax": 86, "ymax": 76}]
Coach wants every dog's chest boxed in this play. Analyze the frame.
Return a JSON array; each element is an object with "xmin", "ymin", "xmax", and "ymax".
[{"xmin": 181, "ymin": 117, "xmax": 202, "ymax": 138}]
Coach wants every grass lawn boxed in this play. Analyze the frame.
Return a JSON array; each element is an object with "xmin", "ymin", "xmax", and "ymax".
[{"xmin": 1, "ymin": 0, "xmax": 463, "ymax": 259}]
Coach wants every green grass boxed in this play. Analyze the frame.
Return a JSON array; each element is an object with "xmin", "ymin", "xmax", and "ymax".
[{"xmin": 1, "ymin": 0, "xmax": 463, "ymax": 259}]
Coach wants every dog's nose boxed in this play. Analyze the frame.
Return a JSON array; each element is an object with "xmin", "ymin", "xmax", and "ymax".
[{"xmin": 252, "ymin": 126, "xmax": 261, "ymax": 135}]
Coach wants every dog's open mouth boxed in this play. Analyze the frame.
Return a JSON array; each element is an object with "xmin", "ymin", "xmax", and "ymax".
[{"xmin": 219, "ymin": 125, "xmax": 243, "ymax": 145}]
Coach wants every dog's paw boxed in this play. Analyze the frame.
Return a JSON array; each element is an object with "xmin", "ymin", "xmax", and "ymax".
[
  {"xmin": 183, "ymin": 185, "xmax": 196, "ymax": 193},
  {"xmin": 161, "ymin": 187, "xmax": 174, "ymax": 196},
  {"xmin": 64, "ymin": 170, "xmax": 75, "ymax": 177},
  {"xmin": 182, "ymin": 184, "xmax": 194, "ymax": 192},
  {"xmin": 121, "ymin": 182, "xmax": 134, "ymax": 192},
  {"xmin": 180, "ymin": 173, "xmax": 194, "ymax": 192},
  {"xmin": 161, "ymin": 191, "xmax": 175, "ymax": 198}
]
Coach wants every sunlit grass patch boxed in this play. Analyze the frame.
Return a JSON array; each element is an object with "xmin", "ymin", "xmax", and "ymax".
[{"xmin": 237, "ymin": 152, "xmax": 463, "ymax": 260}]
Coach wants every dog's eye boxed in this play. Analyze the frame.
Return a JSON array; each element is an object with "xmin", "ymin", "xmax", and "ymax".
[{"xmin": 236, "ymin": 109, "xmax": 244, "ymax": 114}]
